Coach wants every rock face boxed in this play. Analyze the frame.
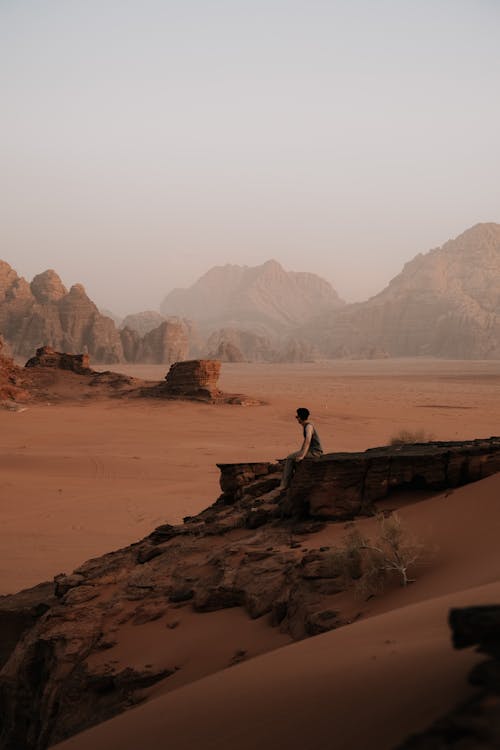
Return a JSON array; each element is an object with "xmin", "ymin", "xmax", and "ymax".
[
  {"xmin": 217, "ymin": 437, "xmax": 500, "ymax": 519},
  {"xmin": 161, "ymin": 359, "xmax": 222, "ymax": 400},
  {"xmin": 397, "ymin": 605, "xmax": 500, "ymax": 748},
  {"xmin": 207, "ymin": 327, "xmax": 274, "ymax": 362},
  {"xmin": 120, "ymin": 311, "xmax": 166, "ymax": 337},
  {"xmin": 0, "ymin": 261, "xmax": 124, "ymax": 363},
  {"xmin": 0, "ymin": 336, "xmax": 30, "ymax": 402},
  {"xmin": 1, "ymin": 437, "xmax": 499, "ymax": 750},
  {"xmin": 25, "ymin": 346, "xmax": 91, "ymax": 374},
  {"xmin": 302, "ymin": 223, "xmax": 500, "ymax": 359},
  {"xmin": 161, "ymin": 259, "xmax": 344, "ymax": 334},
  {"xmin": 119, "ymin": 318, "xmax": 191, "ymax": 364}
]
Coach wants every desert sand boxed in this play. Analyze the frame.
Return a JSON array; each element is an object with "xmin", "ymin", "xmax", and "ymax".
[
  {"xmin": 2, "ymin": 359, "xmax": 500, "ymax": 595},
  {"xmin": 2, "ymin": 359, "xmax": 500, "ymax": 748}
]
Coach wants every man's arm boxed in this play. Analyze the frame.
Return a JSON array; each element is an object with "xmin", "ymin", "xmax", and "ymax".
[{"xmin": 295, "ymin": 424, "xmax": 313, "ymax": 461}]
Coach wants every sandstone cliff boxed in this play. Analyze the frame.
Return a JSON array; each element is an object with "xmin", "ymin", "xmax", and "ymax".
[
  {"xmin": 301, "ymin": 223, "xmax": 500, "ymax": 359},
  {"xmin": 120, "ymin": 311, "xmax": 166, "ymax": 337},
  {"xmin": 0, "ymin": 262, "xmax": 123, "ymax": 363},
  {"xmin": 120, "ymin": 318, "xmax": 189, "ymax": 364}
]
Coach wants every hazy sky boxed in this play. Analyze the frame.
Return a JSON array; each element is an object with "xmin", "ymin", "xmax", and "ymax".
[{"xmin": 2, "ymin": 0, "xmax": 499, "ymax": 315}]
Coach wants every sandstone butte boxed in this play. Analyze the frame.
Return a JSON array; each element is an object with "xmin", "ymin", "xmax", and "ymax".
[{"xmin": 1, "ymin": 436, "xmax": 500, "ymax": 749}]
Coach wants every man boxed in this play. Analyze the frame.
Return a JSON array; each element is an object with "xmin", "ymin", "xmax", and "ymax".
[{"xmin": 279, "ymin": 407, "xmax": 323, "ymax": 490}]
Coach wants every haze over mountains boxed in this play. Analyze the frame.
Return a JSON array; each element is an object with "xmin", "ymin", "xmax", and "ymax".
[
  {"xmin": 301, "ymin": 222, "xmax": 500, "ymax": 359},
  {"xmin": 1, "ymin": 222, "xmax": 500, "ymax": 362},
  {"xmin": 160, "ymin": 259, "xmax": 344, "ymax": 334}
]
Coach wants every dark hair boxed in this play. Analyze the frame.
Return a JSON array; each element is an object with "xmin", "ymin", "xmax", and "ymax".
[{"xmin": 296, "ymin": 407, "xmax": 310, "ymax": 420}]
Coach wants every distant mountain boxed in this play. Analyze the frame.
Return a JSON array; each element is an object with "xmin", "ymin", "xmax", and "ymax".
[
  {"xmin": 301, "ymin": 223, "xmax": 500, "ymax": 359},
  {"xmin": 160, "ymin": 259, "xmax": 344, "ymax": 333},
  {"xmin": 121, "ymin": 311, "xmax": 166, "ymax": 337},
  {"xmin": 0, "ymin": 263, "xmax": 197, "ymax": 365}
]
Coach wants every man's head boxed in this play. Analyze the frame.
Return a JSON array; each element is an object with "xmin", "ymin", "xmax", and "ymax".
[{"xmin": 296, "ymin": 407, "xmax": 310, "ymax": 423}]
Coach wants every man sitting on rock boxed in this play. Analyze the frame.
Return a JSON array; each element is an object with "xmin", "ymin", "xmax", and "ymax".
[{"xmin": 279, "ymin": 407, "xmax": 323, "ymax": 490}]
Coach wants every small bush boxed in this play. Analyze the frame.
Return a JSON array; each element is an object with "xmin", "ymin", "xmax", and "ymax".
[
  {"xmin": 329, "ymin": 513, "xmax": 429, "ymax": 598},
  {"xmin": 389, "ymin": 428, "xmax": 435, "ymax": 446}
]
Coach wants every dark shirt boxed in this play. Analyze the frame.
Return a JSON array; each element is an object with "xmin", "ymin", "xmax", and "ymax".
[{"xmin": 303, "ymin": 421, "xmax": 323, "ymax": 454}]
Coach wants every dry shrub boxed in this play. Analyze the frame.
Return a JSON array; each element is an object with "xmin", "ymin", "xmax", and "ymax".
[
  {"xmin": 389, "ymin": 428, "xmax": 435, "ymax": 446},
  {"xmin": 330, "ymin": 513, "xmax": 430, "ymax": 598}
]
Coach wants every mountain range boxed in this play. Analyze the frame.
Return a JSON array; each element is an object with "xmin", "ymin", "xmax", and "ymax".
[{"xmin": 1, "ymin": 222, "xmax": 500, "ymax": 362}]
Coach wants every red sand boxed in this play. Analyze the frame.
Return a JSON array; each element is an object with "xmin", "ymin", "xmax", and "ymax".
[
  {"xmin": 3, "ymin": 360, "xmax": 500, "ymax": 749},
  {"xmin": 2, "ymin": 359, "xmax": 500, "ymax": 594}
]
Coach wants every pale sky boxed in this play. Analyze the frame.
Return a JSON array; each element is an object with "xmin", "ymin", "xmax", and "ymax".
[{"xmin": 1, "ymin": 0, "xmax": 499, "ymax": 315}]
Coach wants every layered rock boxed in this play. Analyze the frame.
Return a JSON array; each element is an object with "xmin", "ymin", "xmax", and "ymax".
[
  {"xmin": 162, "ymin": 359, "xmax": 222, "ymax": 400},
  {"xmin": 25, "ymin": 346, "xmax": 91, "ymax": 374},
  {"xmin": 217, "ymin": 438, "xmax": 500, "ymax": 519}
]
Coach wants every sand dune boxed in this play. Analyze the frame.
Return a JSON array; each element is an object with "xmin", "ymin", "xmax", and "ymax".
[
  {"xmin": 53, "ymin": 469, "xmax": 500, "ymax": 749},
  {"xmin": 54, "ymin": 579, "xmax": 498, "ymax": 750}
]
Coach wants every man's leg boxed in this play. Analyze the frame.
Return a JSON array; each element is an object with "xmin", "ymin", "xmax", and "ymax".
[{"xmin": 279, "ymin": 451, "xmax": 301, "ymax": 490}]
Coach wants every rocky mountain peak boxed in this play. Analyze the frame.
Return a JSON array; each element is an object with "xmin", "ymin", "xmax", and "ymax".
[
  {"xmin": 30, "ymin": 270, "xmax": 67, "ymax": 304},
  {"xmin": 160, "ymin": 259, "xmax": 343, "ymax": 333}
]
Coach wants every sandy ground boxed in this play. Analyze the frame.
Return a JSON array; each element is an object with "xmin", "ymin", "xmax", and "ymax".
[
  {"xmin": 1, "ymin": 359, "xmax": 500, "ymax": 595},
  {"xmin": 54, "ymin": 469, "xmax": 500, "ymax": 750},
  {"xmin": 3, "ymin": 359, "xmax": 500, "ymax": 749}
]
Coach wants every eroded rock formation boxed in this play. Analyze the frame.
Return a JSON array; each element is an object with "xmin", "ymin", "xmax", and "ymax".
[
  {"xmin": 25, "ymin": 346, "xmax": 91, "ymax": 374},
  {"xmin": 0, "ymin": 261, "xmax": 123, "ymax": 363},
  {"xmin": 1, "ymin": 438, "xmax": 499, "ymax": 749},
  {"xmin": 207, "ymin": 328, "xmax": 275, "ymax": 362},
  {"xmin": 0, "ymin": 336, "xmax": 31, "ymax": 403},
  {"xmin": 161, "ymin": 359, "xmax": 222, "ymax": 400},
  {"xmin": 120, "ymin": 311, "xmax": 166, "ymax": 337},
  {"xmin": 301, "ymin": 223, "xmax": 500, "ymax": 359}
]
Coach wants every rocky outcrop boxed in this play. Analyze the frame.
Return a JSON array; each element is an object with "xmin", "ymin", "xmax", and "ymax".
[
  {"xmin": 120, "ymin": 311, "xmax": 166, "ymax": 337},
  {"xmin": 0, "ymin": 583, "xmax": 55, "ymax": 670},
  {"xmin": 1, "ymin": 437, "xmax": 500, "ymax": 749},
  {"xmin": 209, "ymin": 339, "xmax": 245, "ymax": 362},
  {"xmin": 302, "ymin": 223, "xmax": 500, "ymax": 359},
  {"xmin": 139, "ymin": 319, "xmax": 189, "ymax": 364},
  {"xmin": 119, "ymin": 318, "xmax": 190, "ymax": 364},
  {"xmin": 25, "ymin": 346, "xmax": 91, "ymax": 374},
  {"xmin": 161, "ymin": 359, "xmax": 222, "ymax": 400},
  {"xmin": 0, "ymin": 336, "xmax": 30, "ymax": 403},
  {"xmin": 218, "ymin": 437, "xmax": 500, "ymax": 519},
  {"xmin": 161, "ymin": 259, "xmax": 344, "ymax": 335},
  {"xmin": 397, "ymin": 605, "xmax": 500, "ymax": 748},
  {"xmin": 206, "ymin": 328, "xmax": 275, "ymax": 362},
  {"xmin": 0, "ymin": 262, "xmax": 124, "ymax": 363}
]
